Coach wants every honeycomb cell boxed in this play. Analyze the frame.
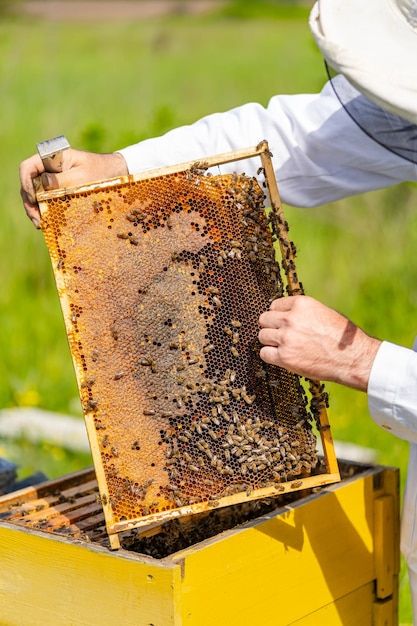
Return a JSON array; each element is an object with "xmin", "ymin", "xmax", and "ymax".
[{"xmin": 38, "ymin": 151, "xmax": 334, "ymax": 539}]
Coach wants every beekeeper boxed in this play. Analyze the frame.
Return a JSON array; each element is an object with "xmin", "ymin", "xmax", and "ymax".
[{"xmin": 20, "ymin": 0, "xmax": 417, "ymax": 613}]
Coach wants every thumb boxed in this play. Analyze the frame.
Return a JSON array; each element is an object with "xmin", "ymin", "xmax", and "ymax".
[{"xmin": 41, "ymin": 171, "xmax": 61, "ymax": 191}]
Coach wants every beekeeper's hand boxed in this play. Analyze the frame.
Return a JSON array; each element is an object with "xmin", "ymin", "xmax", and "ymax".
[
  {"xmin": 20, "ymin": 149, "xmax": 128, "ymax": 228},
  {"xmin": 258, "ymin": 295, "xmax": 381, "ymax": 391}
]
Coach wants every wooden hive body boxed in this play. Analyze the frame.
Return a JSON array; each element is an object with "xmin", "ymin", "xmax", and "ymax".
[{"xmin": 0, "ymin": 462, "xmax": 399, "ymax": 625}]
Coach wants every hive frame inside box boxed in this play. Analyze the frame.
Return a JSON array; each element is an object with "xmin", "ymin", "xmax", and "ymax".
[{"xmin": 36, "ymin": 141, "xmax": 340, "ymax": 549}]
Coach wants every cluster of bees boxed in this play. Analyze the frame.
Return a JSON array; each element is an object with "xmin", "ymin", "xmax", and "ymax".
[{"xmin": 41, "ymin": 164, "xmax": 323, "ymax": 526}]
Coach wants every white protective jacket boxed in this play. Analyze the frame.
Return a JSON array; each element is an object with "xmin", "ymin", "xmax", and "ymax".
[{"xmin": 118, "ymin": 78, "xmax": 417, "ymax": 612}]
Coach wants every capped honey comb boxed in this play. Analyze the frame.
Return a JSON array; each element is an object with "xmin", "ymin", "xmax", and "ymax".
[{"xmin": 36, "ymin": 142, "xmax": 339, "ymax": 548}]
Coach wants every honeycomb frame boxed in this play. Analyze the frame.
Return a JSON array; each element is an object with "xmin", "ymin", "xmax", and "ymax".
[{"xmin": 36, "ymin": 141, "xmax": 340, "ymax": 549}]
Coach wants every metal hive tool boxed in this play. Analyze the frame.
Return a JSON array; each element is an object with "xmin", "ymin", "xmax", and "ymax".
[{"xmin": 36, "ymin": 141, "xmax": 340, "ymax": 549}]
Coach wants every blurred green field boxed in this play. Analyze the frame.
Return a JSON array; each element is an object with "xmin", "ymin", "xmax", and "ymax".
[{"xmin": 0, "ymin": 2, "xmax": 415, "ymax": 621}]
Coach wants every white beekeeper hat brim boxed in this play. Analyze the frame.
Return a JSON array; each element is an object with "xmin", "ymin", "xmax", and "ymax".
[{"xmin": 309, "ymin": 0, "xmax": 417, "ymax": 125}]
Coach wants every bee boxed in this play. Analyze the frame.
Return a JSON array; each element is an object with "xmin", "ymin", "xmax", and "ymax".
[
  {"xmin": 212, "ymin": 296, "xmax": 221, "ymax": 308},
  {"xmin": 230, "ymin": 346, "xmax": 239, "ymax": 357},
  {"xmin": 113, "ymin": 371, "xmax": 125, "ymax": 380},
  {"xmin": 81, "ymin": 377, "xmax": 95, "ymax": 389},
  {"xmin": 140, "ymin": 357, "xmax": 153, "ymax": 367},
  {"xmin": 143, "ymin": 409, "xmax": 156, "ymax": 416}
]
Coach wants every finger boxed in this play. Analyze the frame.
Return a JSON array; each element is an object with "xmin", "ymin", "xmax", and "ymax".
[
  {"xmin": 259, "ymin": 345, "xmax": 281, "ymax": 367},
  {"xmin": 258, "ymin": 327, "xmax": 280, "ymax": 347},
  {"xmin": 20, "ymin": 154, "xmax": 45, "ymax": 204},
  {"xmin": 258, "ymin": 310, "xmax": 283, "ymax": 329},
  {"xmin": 41, "ymin": 172, "xmax": 60, "ymax": 190},
  {"xmin": 269, "ymin": 297, "xmax": 294, "ymax": 312},
  {"xmin": 20, "ymin": 187, "xmax": 41, "ymax": 229},
  {"xmin": 41, "ymin": 166, "xmax": 97, "ymax": 191}
]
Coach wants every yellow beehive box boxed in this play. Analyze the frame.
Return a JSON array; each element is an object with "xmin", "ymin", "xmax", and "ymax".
[{"xmin": 0, "ymin": 461, "xmax": 399, "ymax": 626}]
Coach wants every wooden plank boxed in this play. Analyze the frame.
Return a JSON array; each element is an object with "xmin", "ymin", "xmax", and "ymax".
[
  {"xmin": 374, "ymin": 495, "xmax": 395, "ymax": 599},
  {"xmin": 0, "ymin": 521, "xmax": 181, "ymax": 626},
  {"xmin": 373, "ymin": 597, "xmax": 395, "ymax": 626},
  {"xmin": 289, "ymin": 582, "xmax": 374, "ymax": 625},
  {"xmin": 0, "ymin": 467, "xmax": 96, "ymax": 510},
  {"xmin": 0, "ymin": 479, "xmax": 98, "ymax": 519}
]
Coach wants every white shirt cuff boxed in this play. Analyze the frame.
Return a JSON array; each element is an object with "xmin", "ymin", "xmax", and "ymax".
[{"xmin": 368, "ymin": 340, "xmax": 417, "ymax": 443}]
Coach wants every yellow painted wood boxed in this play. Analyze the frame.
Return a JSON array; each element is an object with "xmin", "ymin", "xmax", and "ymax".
[
  {"xmin": 0, "ymin": 465, "xmax": 399, "ymax": 626},
  {"xmin": 172, "ymin": 474, "xmax": 377, "ymax": 625},
  {"xmin": 379, "ymin": 468, "xmax": 401, "ymax": 575},
  {"xmin": 0, "ymin": 522, "xmax": 182, "ymax": 626},
  {"xmin": 373, "ymin": 597, "xmax": 395, "ymax": 626},
  {"xmin": 289, "ymin": 582, "xmax": 374, "ymax": 625},
  {"xmin": 374, "ymin": 495, "xmax": 395, "ymax": 599}
]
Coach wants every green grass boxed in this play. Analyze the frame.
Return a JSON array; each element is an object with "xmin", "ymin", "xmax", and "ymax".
[{"xmin": 0, "ymin": 5, "xmax": 414, "ymax": 622}]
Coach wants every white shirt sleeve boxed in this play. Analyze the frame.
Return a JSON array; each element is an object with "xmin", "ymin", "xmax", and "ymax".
[
  {"xmin": 118, "ymin": 80, "xmax": 417, "ymax": 208},
  {"xmin": 368, "ymin": 340, "xmax": 417, "ymax": 443}
]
